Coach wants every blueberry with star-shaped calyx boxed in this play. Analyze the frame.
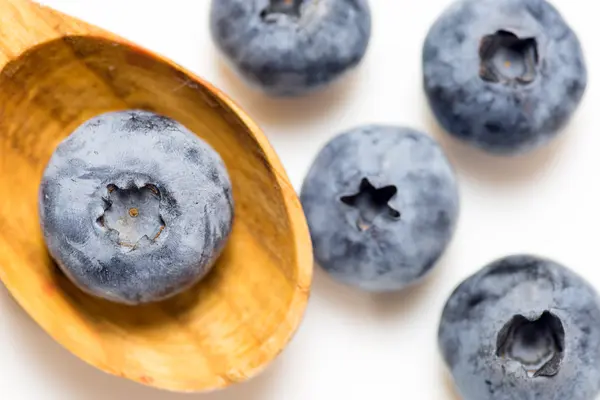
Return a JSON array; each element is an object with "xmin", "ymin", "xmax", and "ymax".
[{"xmin": 300, "ymin": 125, "xmax": 460, "ymax": 292}]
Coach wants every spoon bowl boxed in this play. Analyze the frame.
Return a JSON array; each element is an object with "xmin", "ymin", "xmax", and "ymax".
[{"xmin": 0, "ymin": 0, "xmax": 312, "ymax": 392}]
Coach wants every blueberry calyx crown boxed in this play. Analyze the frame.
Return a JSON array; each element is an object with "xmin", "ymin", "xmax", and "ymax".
[
  {"xmin": 340, "ymin": 177, "xmax": 401, "ymax": 231},
  {"xmin": 479, "ymin": 30, "xmax": 539, "ymax": 85},
  {"xmin": 496, "ymin": 311, "xmax": 565, "ymax": 378},
  {"xmin": 97, "ymin": 183, "xmax": 166, "ymax": 249},
  {"xmin": 260, "ymin": 0, "xmax": 304, "ymax": 20}
]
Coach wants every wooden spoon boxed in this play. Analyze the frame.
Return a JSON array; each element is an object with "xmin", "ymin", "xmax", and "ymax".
[{"xmin": 0, "ymin": 0, "xmax": 313, "ymax": 393}]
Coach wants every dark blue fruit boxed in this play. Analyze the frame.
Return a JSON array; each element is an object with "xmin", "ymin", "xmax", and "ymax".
[
  {"xmin": 300, "ymin": 125, "xmax": 460, "ymax": 292},
  {"xmin": 39, "ymin": 110, "xmax": 234, "ymax": 305},
  {"xmin": 210, "ymin": 0, "xmax": 371, "ymax": 96},
  {"xmin": 439, "ymin": 255, "xmax": 600, "ymax": 400},
  {"xmin": 423, "ymin": 0, "xmax": 586, "ymax": 155}
]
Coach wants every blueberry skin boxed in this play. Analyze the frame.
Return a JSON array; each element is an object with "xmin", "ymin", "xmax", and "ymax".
[
  {"xmin": 423, "ymin": 0, "xmax": 587, "ymax": 155},
  {"xmin": 39, "ymin": 110, "xmax": 234, "ymax": 305},
  {"xmin": 210, "ymin": 0, "xmax": 371, "ymax": 96},
  {"xmin": 300, "ymin": 126, "xmax": 459, "ymax": 292},
  {"xmin": 439, "ymin": 255, "xmax": 600, "ymax": 400}
]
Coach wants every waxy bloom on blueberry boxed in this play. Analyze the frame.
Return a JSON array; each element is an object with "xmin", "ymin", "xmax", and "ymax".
[
  {"xmin": 210, "ymin": 0, "xmax": 371, "ymax": 96},
  {"xmin": 300, "ymin": 125, "xmax": 459, "ymax": 292},
  {"xmin": 39, "ymin": 110, "xmax": 234, "ymax": 305},
  {"xmin": 423, "ymin": 0, "xmax": 586, "ymax": 154},
  {"xmin": 439, "ymin": 255, "xmax": 600, "ymax": 400}
]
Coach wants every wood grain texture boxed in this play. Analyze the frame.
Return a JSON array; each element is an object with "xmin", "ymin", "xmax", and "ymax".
[{"xmin": 0, "ymin": 0, "xmax": 313, "ymax": 392}]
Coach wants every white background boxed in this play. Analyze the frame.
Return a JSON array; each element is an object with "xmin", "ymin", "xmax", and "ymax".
[{"xmin": 1, "ymin": 0, "xmax": 597, "ymax": 398}]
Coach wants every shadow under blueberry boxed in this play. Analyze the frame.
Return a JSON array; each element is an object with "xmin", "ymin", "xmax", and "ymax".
[
  {"xmin": 0, "ymin": 281, "xmax": 279, "ymax": 400},
  {"xmin": 215, "ymin": 58, "xmax": 361, "ymax": 129},
  {"xmin": 369, "ymin": 249, "xmax": 456, "ymax": 319},
  {"xmin": 312, "ymin": 249, "xmax": 451, "ymax": 319},
  {"xmin": 44, "ymin": 243, "xmax": 227, "ymax": 329},
  {"xmin": 421, "ymin": 94, "xmax": 571, "ymax": 186}
]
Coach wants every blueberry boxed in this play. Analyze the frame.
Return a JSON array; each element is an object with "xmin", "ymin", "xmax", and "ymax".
[
  {"xmin": 38, "ymin": 110, "xmax": 234, "ymax": 305},
  {"xmin": 210, "ymin": 0, "xmax": 371, "ymax": 96},
  {"xmin": 300, "ymin": 126, "xmax": 460, "ymax": 292},
  {"xmin": 423, "ymin": 0, "xmax": 587, "ymax": 155},
  {"xmin": 439, "ymin": 255, "xmax": 600, "ymax": 400}
]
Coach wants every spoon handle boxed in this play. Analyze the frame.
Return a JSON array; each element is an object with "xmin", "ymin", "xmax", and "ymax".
[{"xmin": 0, "ymin": 0, "xmax": 107, "ymax": 70}]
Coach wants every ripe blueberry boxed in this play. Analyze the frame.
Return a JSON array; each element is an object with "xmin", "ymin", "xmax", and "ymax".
[
  {"xmin": 439, "ymin": 255, "xmax": 600, "ymax": 400},
  {"xmin": 300, "ymin": 125, "xmax": 459, "ymax": 292},
  {"xmin": 210, "ymin": 0, "xmax": 372, "ymax": 96},
  {"xmin": 39, "ymin": 110, "xmax": 234, "ymax": 305},
  {"xmin": 423, "ymin": 0, "xmax": 586, "ymax": 154}
]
